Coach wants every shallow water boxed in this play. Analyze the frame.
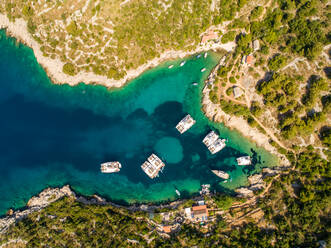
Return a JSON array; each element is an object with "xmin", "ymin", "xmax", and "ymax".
[{"xmin": 0, "ymin": 30, "xmax": 277, "ymax": 214}]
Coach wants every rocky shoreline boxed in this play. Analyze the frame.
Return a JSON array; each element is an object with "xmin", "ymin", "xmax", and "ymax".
[
  {"xmin": 0, "ymin": 185, "xmax": 197, "ymax": 235},
  {"xmin": 0, "ymin": 14, "xmax": 235, "ymax": 89},
  {"xmin": 0, "ymin": 162, "xmax": 288, "ymax": 235}
]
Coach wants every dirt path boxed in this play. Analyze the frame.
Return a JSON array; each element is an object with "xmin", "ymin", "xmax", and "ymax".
[{"xmin": 251, "ymin": 115, "xmax": 293, "ymax": 152}]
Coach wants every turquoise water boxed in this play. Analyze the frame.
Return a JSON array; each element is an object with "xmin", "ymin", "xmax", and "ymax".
[{"xmin": 0, "ymin": 30, "xmax": 277, "ymax": 214}]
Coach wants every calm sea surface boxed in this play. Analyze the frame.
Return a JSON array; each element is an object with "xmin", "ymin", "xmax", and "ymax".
[{"xmin": 0, "ymin": 30, "xmax": 277, "ymax": 214}]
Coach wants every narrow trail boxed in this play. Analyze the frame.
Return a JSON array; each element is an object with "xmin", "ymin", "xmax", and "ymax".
[{"xmin": 251, "ymin": 115, "xmax": 293, "ymax": 153}]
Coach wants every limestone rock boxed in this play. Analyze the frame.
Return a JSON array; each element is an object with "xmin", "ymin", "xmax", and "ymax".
[
  {"xmin": 27, "ymin": 185, "xmax": 75, "ymax": 208},
  {"xmin": 248, "ymin": 174, "xmax": 263, "ymax": 185},
  {"xmin": 235, "ymin": 187, "xmax": 254, "ymax": 198}
]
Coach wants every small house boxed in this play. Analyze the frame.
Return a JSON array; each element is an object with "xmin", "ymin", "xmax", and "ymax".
[
  {"xmin": 246, "ymin": 55, "xmax": 253, "ymax": 65},
  {"xmin": 162, "ymin": 225, "xmax": 172, "ymax": 233},
  {"xmin": 201, "ymin": 30, "xmax": 218, "ymax": 44},
  {"xmin": 192, "ymin": 205, "xmax": 208, "ymax": 222}
]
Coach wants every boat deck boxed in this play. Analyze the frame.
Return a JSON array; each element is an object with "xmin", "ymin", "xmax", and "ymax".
[
  {"xmin": 203, "ymin": 131, "xmax": 226, "ymax": 154},
  {"xmin": 176, "ymin": 114, "xmax": 196, "ymax": 134},
  {"xmin": 141, "ymin": 154, "xmax": 165, "ymax": 179}
]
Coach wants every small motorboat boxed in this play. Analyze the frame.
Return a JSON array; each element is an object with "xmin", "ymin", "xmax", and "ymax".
[
  {"xmin": 204, "ymin": 52, "xmax": 208, "ymax": 58},
  {"xmin": 175, "ymin": 189, "xmax": 181, "ymax": 196},
  {"xmin": 192, "ymin": 82, "xmax": 198, "ymax": 86},
  {"xmin": 200, "ymin": 68, "xmax": 206, "ymax": 72},
  {"xmin": 168, "ymin": 65, "xmax": 174, "ymax": 69},
  {"xmin": 196, "ymin": 54, "xmax": 202, "ymax": 58},
  {"xmin": 180, "ymin": 61, "xmax": 186, "ymax": 66}
]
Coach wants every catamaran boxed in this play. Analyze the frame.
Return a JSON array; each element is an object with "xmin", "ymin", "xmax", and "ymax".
[
  {"xmin": 236, "ymin": 156, "xmax": 252, "ymax": 165},
  {"xmin": 202, "ymin": 131, "xmax": 227, "ymax": 154},
  {"xmin": 175, "ymin": 114, "xmax": 196, "ymax": 134},
  {"xmin": 141, "ymin": 154, "xmax": 165, "ymax": 179},
  {"xmin": 100, "ymin": 162, "xmax": 121, "ymax": 173}
]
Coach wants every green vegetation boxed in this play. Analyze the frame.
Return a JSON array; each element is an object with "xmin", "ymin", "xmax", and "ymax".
[
  {"xmin": 62, "ymin": 63, "xmax": 76, "ymax": 76},
  {"xmin": 319, "ymin": 128, "xmax": 331, "ymax": 148},
  {"xmin": 213, "ymin": 194, "xmax": 236, "ymax": 210},
  {"xmin": 225, "ymin": 87, "xmax": 233, "ymax": 96},
  {"xmin": 268, "ymin": 54, "xmax": 287, "ymax": 71},
  {"xmin": 250, "ymin": 101, "xmax": 263, "ymax": 117},
  {"xmin": 302, "ymin": 77, "xmax": 328, "ymax": 108},
  {"xmin": 250, "ymin": 6, "xmax": 264, "ymax": 20},
  {"xmin": 256, "ymin": 73, "xmax": 328, "ymax": 139},
  {"xmin": 1, "ymin": 198, "xmax": 154, "ymax": 247},
  {"xmin": 221, "ymin": 31, "xmax": 237, "ymax": 43},
  {"xmin": 220, "ymin": 99, "xmax": 249, "ymax": 117}
]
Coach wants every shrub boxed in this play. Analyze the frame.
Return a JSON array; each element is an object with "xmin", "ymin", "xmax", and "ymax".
[
  {"xmin": 229, "ymin": 76, "xmax": 236, "ymax": 84},
  {"xmin": 268, "ymin": 54, "xmax": 287, "ymax": 71},
  {"xmin": 250, "ymin": 6, "xmax": 264, "ymax": 20},
  {"xmin": 66, "ymin": 21, "xmax": 80, "ymax": 36},
  {"xmin": 62, "ymin": 63, "xmax": 76, "ymax": 76},
  {"xmin": 221, "ymin": 31, "xmax": 237, "ymax": 43},
  {"xmin": 22, "ymin": 5, "xmax": 34, "ymax": 17},
  {"xmin": 226, "ymin": 87, "xmax": 233, "ymax": 96}
]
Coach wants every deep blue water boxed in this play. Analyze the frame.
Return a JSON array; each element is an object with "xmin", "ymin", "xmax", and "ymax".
[{"xmin": 0, "ymin": 30, "xmax": 277, "ymax": 214}]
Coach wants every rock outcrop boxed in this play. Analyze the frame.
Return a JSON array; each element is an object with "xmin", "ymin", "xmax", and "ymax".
[
  {"xmin": 27, "ymin": 185, "xmax": 75, "ymax": 207},
  {"xmin": 235, "ymin": 187, "xmax": 254, "ymax": 198},
  {"xmin": 0, "ymin": 185, "xmax": 75, "ymax": 234}
]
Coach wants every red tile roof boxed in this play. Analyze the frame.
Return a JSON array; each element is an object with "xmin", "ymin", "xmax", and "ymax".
[
  {"xmin": 201, "ymin": 31, "xmax": 218, "ymax": 43},
  {"xmin": 246, "ymin": 55, "xmax": 253, "ymax": 64},
  {"xmin": 192, "ymin": 205, "xmax": 207, "ymax": 211},
  {"xmin": 163, "ymin": 226, "xmax": 172, "ymax": 233}
]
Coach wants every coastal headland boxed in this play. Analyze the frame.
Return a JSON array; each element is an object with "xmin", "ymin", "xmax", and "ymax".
[{"xmin": 0, "ymin": 14, "xmax": 235, "ymax": 88}]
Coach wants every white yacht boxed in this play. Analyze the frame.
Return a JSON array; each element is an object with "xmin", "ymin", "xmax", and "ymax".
[
  {"xmin": 101, "ymin": 162, "xmax": 121, "ymax": 173},
  {"xmin": 237, "ymin": 156, "xmax": 252, "ymax": 165}
]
